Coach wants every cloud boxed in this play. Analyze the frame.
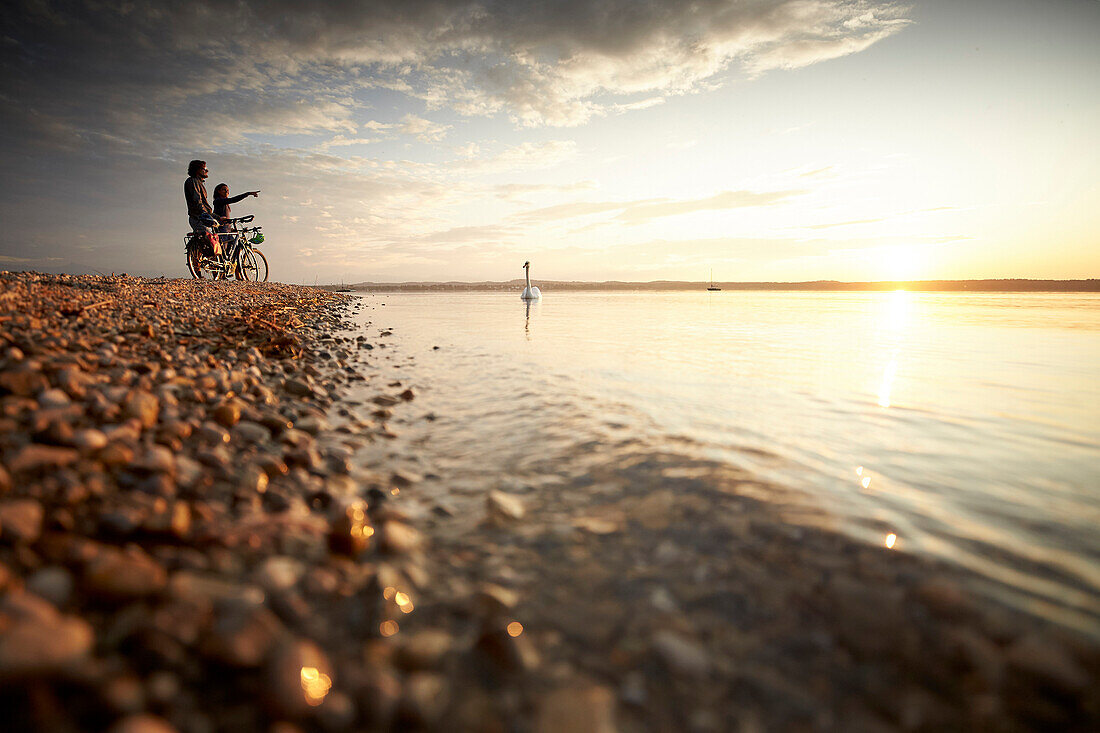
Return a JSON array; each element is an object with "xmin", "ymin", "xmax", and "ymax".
[
  {"xmin": 615, "ymin": 189, "xmax": 804, "ymax": 224},
  {"xmin": 518, "ymin": 189, "xmax": 804, "ymax": 224},
  {"xmin": 399, "ymin": 114, "xmax": 451, "ymax": 143},
  {"xmin": 1, "ymin": 0, "xmax": 911, "ymax": 149},
  {"xmin": 805, "ymin": 217, "xmax": 886, "ymax": 229}
]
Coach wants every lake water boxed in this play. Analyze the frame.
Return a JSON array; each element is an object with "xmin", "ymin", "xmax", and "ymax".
[{"xmin": 349, "ymin": 290, "xmax": 1100, "ymax": 636}]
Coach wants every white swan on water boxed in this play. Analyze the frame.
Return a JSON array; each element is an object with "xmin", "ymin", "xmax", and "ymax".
[{"xmin": 520, "ymin": 260, "xmax": 542, "ymax": 300}]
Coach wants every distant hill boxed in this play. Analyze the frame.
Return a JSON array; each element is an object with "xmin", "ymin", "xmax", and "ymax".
[{"xmin": 324, "ymin": 279, "xmax": 1100, "ymax": 293}]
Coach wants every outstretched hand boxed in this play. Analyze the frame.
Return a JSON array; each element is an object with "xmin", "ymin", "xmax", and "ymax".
[{"xmin": 248, "ymin": 190, "xmax": 260, "ymax": 197}]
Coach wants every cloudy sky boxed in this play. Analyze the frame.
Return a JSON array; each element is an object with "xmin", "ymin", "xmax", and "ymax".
[{"xmin": 1, "ymin": 0, "xmax": 1097, "ymax": 283}]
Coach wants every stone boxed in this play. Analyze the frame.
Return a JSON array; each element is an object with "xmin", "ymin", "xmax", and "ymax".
[
  {"xmin": 0, "ymin": 499, "xmax": 44, "ymax": 543},
  {"xmin": 9, "ymin": 444, "xmax": 79, "ymax": 473},
  {"xmin": 138, "ymin": 445, "xmax": 176, "ymax": 474},
  {"xmin": 0, "ymin": 590, "xmax": 94, "ymax": 678},
  {"xmin": 398, "ymin": 673, "xmax": 449, "ymax": 727},
  {"xmin": 213, "ymin": 399, "xmax": 243, "ymax": 428},
  {"xmin": 26, "ymin": 566, "xmax": 75, "ymax": 607},
  {"xmin": 285, "ymin": 378, "xmax": 314, "ymax": 397},
  {"xmin": 169, "ymin": 571, "xmax": 264, "ymax": 606},
  {"xmin": 122, "ymin": 389, "xmax": 160, "ymax": 429},
  {"xmin": 1005, "ymin": 633, "xmax": 1089, "ymax": 694},
  {"xmin": 486, "ymin": 490, "xmax": 525, "ymax": 521},
  {"xmin": 233, "ymin": 420, "xmax": 270, "ymax": 444},
  {"xmin": 175, "ymin": 455, "xmax": 204, "ymax": 489},
  {"xmin": 380, "ymin": 521, "xmax": 422, "ymax": 555},
  {"xmin": 102, "ymin": 674, "xmax": 146, "ymax": 714},
  {"xmin": 475, "ymin": 583, "xmax": 519, "ymax": 617},
  {"xmin": 84, "ymin": 548, "xmax": 167, "ymax": 600},
  {"xmin": 38, "ymin": 388, "xmax": 71, "ymax": 407},
  {"xmin": 296, "ymin": 415, "xmax": 330, "ymax": 435},
  {"xmin": 391, "ymin": 469, "xmax": 422, "ymax": 488},
  {"xmin": 0, "ymin": 369, "xmax": 48, "ymax": 397},
  {"xmin": 535, "ymin": 685, "xmax": 617, "ymax": 733},
  {"xmin": 201, "ymin": 602, "xmax": 286, "ymax": 668},
  {"xmin": 913, "ymin": 578, "xmax": 972, "ymax": 619},
  {"xmin": 652, "ymin": 631, "xmax": 710, "ymax": 678},
  {"xmin": 254, "ymin": 556, "xmax": 305, "ymax": 593},
  {"xmin": 106, "ymin": 714, "xmax": 179, "ymax": 733},
  {"xmin": 395, "ymin": 630, "xmax": 453, "ymax": 671},
  {"xmin": 72, "ymin": 428, "xmax": 109, "ymax": 451},
  {"xmin": 144, "ymin": 501, "xmax": 191, "ymax": 539}
]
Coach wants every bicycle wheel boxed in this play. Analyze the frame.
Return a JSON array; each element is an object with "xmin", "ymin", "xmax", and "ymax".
[
  {"xmin": 237, "ymin": 249, "xmax": 260, "ymax": 281},
  {"xmin": 250, "ymin": 249, "xmax": 269, "ymax": 282},
  {"xmin": 187, "ymin": 242, "xmax": 215, "ymax": 279}
]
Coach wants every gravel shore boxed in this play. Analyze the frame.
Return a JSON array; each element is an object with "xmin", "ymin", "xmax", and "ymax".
[{"xmin": 0, "ymin": 271, "xmax": 1096, "ymax": 732}]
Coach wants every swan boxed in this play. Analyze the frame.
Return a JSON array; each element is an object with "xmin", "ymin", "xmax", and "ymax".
[{"xmin": 520, "ymin": 260, "xmax": 542, "ymax": 300}]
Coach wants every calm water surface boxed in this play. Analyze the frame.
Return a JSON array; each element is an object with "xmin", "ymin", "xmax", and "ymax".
[{"xmin": 351, "ymin": 291, "xmax": 1100, "ymax": 634}]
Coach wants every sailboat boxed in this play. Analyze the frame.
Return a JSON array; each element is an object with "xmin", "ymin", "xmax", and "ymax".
[{"xmin": 707, "ymin": 269, "xmax": 721, "ymax": 291}]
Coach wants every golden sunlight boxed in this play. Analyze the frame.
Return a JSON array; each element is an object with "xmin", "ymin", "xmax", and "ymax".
[{"xmin": 875, "ymin": 244, "xmax": 927, "ymax": 281}]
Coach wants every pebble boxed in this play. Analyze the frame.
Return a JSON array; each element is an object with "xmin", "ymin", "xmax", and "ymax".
[
  {"xmin": 201, "ymin": 602, "xmax": 285, "ymax": 668},
  {"xmin": 122, "ymin": 389, "xmax": 160, "ymax": 429},
  {"xmin": 535, "ymin": 685, "xmax": 617, "ymax": 733},
  {"xmin": 652, "ymin": 631, "xmax": 710, "ymax": 678},
  {"xmin": 233, "ymin": 420, "xmax": 271, "ymax": 444},
  {"xmin": 72, "ymin": 428, "xmax": 109, "ymax": 451},
  {"xmin": 475, "ymin": 583, "xmax": 519, "ymax": 617},
  {"xmin": 26, "ymin": 566, "xmax": 75, "ymax": 607},
  {"xmin": 0, "ymin": 499, "xmax": 44, "ymax": 543},
  {"xmin": 9, "ymin": 444, "xmax": 79, "ymax": 473},
  {"xmin": 395, "ymin": 630, "xmax": 453, "ymax": 671},
  {"xmin": 212, "ymin": 400, "xmax": 243, "ymax": 428},
  {"xmin": 0, "ymin": 590, "xmax": 94, "ymax": 678},
  {"xmin": 487, "ymin": 490, "xmax": 525, "ymax": 521},
  {"xmin": 38, "ymin": 388, "xmax": 71, "ymax": 407},
  {"xmin": 106, "ymin": 714, "xmax": 180, "ymax": 733},
  {"xmin": 380, "ymin": 520, "xmax": 422, "ymax": 554},
  {"xmin": 84, "ymin": 548, "xmax": 168, "ymax": 600},
  {"xmin": 1005, "ymin": 633, "xmax": 1089, "ymax": 693},
  {"xmin": 398, "ymin": 672, "xmax": 449, "ymax": 727},
  {"xmin": 253, "ymin": 556, "xmax": 305, "ymax": 593}
]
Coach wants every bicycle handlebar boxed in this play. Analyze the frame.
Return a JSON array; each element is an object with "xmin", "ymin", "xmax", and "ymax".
[{"xmin": 225, "ymin": 215, "xmax": 255, "ymax": 224}]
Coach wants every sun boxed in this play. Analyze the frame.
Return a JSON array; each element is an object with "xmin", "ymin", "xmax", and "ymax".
[{"xmin": 875, "ymin": 244, "xmax": 927, "ymax": 282}]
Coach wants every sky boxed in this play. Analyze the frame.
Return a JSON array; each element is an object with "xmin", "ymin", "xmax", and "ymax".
[{"xmin": 0, "ymin": 0, "xmax": 1097, "ymax": 284}]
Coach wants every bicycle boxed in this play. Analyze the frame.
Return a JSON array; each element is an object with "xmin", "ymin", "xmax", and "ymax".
[{"xmin": 185, "ymin": 215, "xmax": 269, "ymax": 282}]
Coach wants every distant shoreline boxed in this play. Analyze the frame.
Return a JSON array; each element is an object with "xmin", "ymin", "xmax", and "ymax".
[{"xmin": 327, "ymin": 278, "xmax": 1100, "ymax": 293}]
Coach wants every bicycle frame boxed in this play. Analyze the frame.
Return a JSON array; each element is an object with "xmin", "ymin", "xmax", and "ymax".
[{"xmin": 184, "ymin": 215, "xmax": 267, "ymax": 281}]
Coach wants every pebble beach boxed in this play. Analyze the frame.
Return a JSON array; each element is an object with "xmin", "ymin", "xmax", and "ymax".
[{"xmin": 0, "ymin": 271, "xmax": 1097, "ymax": 732}]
